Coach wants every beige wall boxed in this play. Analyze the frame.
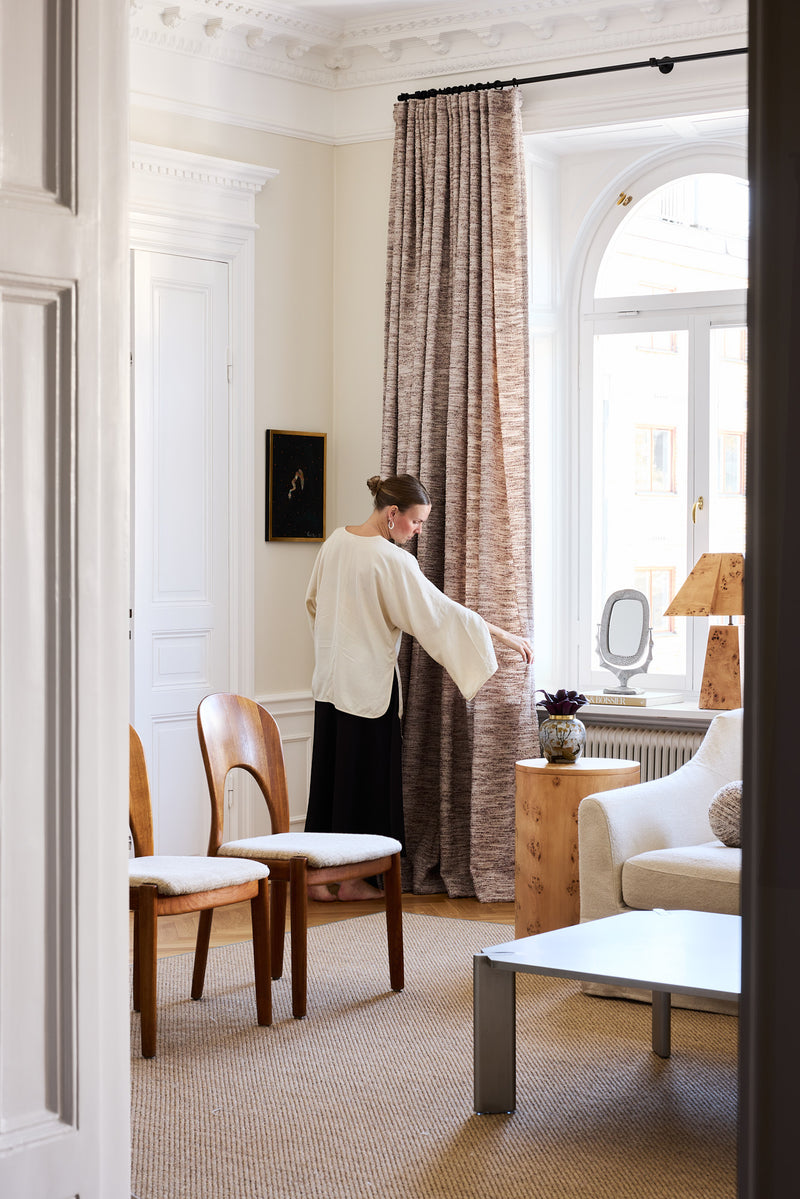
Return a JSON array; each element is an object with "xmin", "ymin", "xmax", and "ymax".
[
  {"xmin": 332, "ymin": 138, "xmax": 394, "ymax": 524},
  {"xmin": 130, "ymin": 108, "xmax": 336, "ymax": 699}
]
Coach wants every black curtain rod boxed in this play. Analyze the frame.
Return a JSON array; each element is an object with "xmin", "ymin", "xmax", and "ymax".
[{"xmin": 397, "ymin": 46, "xmax": 748, "ymax": 102}]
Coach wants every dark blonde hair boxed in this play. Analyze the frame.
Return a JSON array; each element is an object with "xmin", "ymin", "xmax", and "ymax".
[{"xmin": 366, "ymin": 474, "xmax": 431, "ymax": 511}]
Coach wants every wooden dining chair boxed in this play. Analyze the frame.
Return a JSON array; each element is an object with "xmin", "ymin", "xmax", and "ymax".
[
  {"xmin": 129, "ymin": 725, "xmax": 272, "ymax": 1057},
  {"xmin": 196, "ymin": 693, "xmax": 404, "ymax": 1019}
]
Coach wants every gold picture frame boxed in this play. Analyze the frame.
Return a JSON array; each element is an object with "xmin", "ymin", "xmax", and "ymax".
[{"xmin": 265, "ymin": 429, "xmax": 326, "ymax": 542}]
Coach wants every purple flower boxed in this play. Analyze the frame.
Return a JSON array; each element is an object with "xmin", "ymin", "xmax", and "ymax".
[{"xmin": 536, "ymin": 688, "xmax": 588, "ymax": 716}]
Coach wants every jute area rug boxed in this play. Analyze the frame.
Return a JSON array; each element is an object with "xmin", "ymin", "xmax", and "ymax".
[{"xmin": 131, "ymin": 913, "xmax": 737, "ymax": 1199}]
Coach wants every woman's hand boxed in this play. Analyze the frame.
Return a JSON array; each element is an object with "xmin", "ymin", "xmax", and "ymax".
[{"xmin": 486, "ymin": 623, "xmax": 533, "ymax": 664}]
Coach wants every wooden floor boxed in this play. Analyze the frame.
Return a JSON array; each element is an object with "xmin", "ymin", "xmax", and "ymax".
[{"xmin": 134, "ymin": 893, "xmax": 514, "ymax": 961}]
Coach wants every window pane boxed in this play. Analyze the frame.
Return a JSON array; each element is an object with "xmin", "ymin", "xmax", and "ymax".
[
  {"xmin": 595, "ymin": 174, "xmax": 749, "ymax": 298},
  {"xmin": 634, "ymin": 568, "xmax": 676, "ymax": 636},
  {"xmin": 709, "ymin": 325, "xmax": 747, "ymax": 551},
  {"xmin": 593, "ymin": 330, "xmax": 688, "ymax": 675},
  {"xmin": 634, "ymin": 425, "xmax": 676, "ymax": 492}
]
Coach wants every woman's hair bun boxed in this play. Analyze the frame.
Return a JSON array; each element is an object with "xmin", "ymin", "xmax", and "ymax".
[{"xmin": 367, "ymin": 473, "xmax": 430, "ymax": 511}]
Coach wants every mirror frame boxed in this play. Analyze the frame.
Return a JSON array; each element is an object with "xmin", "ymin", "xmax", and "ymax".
[
  {"xmin": 599, "ymin": 589, "xmax": 650, "ymax": 665},
  {"xmin": 595, "ymin": 588, "xmax": 654, "ymax": 693}
]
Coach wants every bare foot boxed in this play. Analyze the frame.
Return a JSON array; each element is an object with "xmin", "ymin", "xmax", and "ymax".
[
  {"xmin": 307, "ymin": 884, "xmax": 338, "ymax": 902},
  {"xmin": 337, "ymin": 879, "xmax": 385, "ymax": 901}
]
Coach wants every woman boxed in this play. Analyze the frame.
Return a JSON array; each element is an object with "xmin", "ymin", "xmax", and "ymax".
[{"xmin": 304, "ymin": 473, "xmax": 532, "ymax": 901}]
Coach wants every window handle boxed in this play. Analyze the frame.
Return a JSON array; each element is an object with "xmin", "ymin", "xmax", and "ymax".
[{"xmin": 692, "ymin": 495, "xmax": 704, "ymax": 524}]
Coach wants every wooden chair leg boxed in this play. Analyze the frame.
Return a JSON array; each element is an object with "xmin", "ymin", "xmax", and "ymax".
[
  {"xmin": 132, "ymin": 908, "xmax": 141, "ymax": 1011},
  {"xmin": 289, "ymin": 857, "xmax": 308, "ymax": 1019},
  {"xmin": 385, "ymin": 854, "xmax": 404, "ymax": 993},
  {"xmin": 270, "ymin": 878, "xmax": 287, "ymax": 980},
  {"xmin": 250, "ymin": 877, "xmax": 272, "ymax": 1027},
  {"xmin": 192, "ymin": 908, "xmax": 214, "ymax": 1000},
  {"xmin": 138, "ymin": 885, "xmax": 158, "ymax": 1059}
]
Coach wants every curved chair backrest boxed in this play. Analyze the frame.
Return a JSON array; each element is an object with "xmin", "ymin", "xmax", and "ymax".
[
  {"xmin": 197, "ymin": 693, "xmax": 292, "ymax": 852},
  {"xmin": 129, "ymin": 725, "xmax": 155, "ymax": 858}
]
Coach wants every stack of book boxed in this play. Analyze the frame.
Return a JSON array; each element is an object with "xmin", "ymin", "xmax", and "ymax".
[{"xmin": 581, "ymin": 691, "xmax": 682, "ymax": 707}]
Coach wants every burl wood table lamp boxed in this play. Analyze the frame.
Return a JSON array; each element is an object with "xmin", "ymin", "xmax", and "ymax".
[{"xmin": 664, "ymin": 552, "xmax": 744, "ymax": 709}]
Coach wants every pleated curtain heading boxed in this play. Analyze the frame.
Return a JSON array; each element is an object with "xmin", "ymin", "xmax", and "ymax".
[{"xmin": 382, "ymin": 86, "xmax": 539, "ymax": 902}]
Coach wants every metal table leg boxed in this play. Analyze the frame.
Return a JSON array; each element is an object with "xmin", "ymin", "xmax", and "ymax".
[
  {"xmin": 652, "ymin": 989, "xmax": 672, "ymax": 1058},
  {"xmin": 473, "ymin": 955, "xmax": 516, "ymax": 1114}
]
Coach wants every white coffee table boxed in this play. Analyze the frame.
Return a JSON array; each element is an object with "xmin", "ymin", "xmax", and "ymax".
[{"xmin": 473, "ymin": 908, "xmax": 741, "ymax": 1114}]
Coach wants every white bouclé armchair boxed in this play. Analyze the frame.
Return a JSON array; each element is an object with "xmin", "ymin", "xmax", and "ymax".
[
  {"xmin": 578, "ymin": 708, "xmax": 742, "ymax": 924},
  {"xmin": 577, "ymin": 708, "xmax": 742, "ymax": 1011}
]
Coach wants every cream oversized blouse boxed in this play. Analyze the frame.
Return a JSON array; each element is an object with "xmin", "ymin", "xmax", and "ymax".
[{"xmin": 305, "ymin": 527, "xmax": 498, "ymax": 718}]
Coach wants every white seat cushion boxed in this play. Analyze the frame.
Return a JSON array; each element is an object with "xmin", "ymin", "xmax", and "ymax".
[
  {"xmin": 218, "ymin": 831, "xmax": 402, "ymax": 869},
  {"xmin": 129, "ymin": 855, "xmax": 269, "ymax": 897},
  {"xmin": 622, "ymin": 841, "xmax": 741, "ymax": 915}
]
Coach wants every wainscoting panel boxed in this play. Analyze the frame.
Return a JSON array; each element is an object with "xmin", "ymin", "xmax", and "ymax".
[
  {"xmin": 239, "ymin": 692, "xmax": 315, "ymax": 838},
  {"xmin": 0, "ymin": 0, "xmax": 74, "ymax": 208},
  {"xmin": 0, "ymin": 280, "xmax": 76, "ymax": 1149}
]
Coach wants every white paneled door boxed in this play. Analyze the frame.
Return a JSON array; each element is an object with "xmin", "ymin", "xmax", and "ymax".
[
  {"xmin": 132, "ymin": 250, "xmax": 231, "ymax": 854},
  {"xmin": 0, "ymin": 1, "xmax": 130, "ymax": 1196}
]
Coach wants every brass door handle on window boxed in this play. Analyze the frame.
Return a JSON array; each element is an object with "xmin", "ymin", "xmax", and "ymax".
[{"xmin": 692, "ymin": 496, "xmax": 704, "ymax": 524}]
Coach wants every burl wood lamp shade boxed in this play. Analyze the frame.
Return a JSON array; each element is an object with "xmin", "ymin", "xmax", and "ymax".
[{"xmin": 664, "ymin": 553, "xmax": 744, "ymax": 710}]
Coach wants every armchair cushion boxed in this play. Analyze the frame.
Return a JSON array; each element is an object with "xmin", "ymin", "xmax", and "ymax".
[{"xmin": 622, "ymin": 842, "xmax": 741, "ymax": 914}]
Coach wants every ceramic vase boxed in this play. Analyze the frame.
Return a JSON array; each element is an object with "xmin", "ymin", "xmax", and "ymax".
[{"xmin": 539, "ymin": 714, "xmax": 586, "ymax": 764}]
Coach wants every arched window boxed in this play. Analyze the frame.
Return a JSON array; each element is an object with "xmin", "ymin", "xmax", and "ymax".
[
  {"xmin": 595, "ymin": 173, "xmax": 748, "ymax": 297},
  {"xmin": 579, "ymin": 165, "xmax": 748, "ymax": 695}
]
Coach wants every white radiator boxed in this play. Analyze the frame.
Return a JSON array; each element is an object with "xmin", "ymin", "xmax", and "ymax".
[{"xmin": 584, "ymin": 725, "xmax": 705, "ymax": 783}]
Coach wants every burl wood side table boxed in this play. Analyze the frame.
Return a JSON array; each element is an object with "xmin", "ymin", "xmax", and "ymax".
[{"xmin": 515, "ymin": 757, "xmax": 640, "ymax": 938}]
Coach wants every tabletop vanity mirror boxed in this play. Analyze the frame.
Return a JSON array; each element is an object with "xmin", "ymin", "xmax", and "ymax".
[{"xmin": 596, "ymin": 588, "xmax": 654, "ymax": 694}]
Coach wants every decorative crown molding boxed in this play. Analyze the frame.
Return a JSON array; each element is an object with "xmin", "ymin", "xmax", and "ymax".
[{"xmin": 130, "ymin": 0, "xmax": 748, "ymax": 92}]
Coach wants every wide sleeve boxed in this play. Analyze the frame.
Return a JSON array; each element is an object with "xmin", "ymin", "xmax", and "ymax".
[
  {"xmin": 305, "ymin": 545, "xmax": 321, "ymax": 632},
  {"xmin": 382, "ymin": 552, "xmax": 498, "ymax": 701}
]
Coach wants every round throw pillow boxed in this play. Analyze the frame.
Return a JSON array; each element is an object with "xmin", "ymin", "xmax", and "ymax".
[{"xmin": 709, "ymin": 780, "xmax": 742, "ymax": 848}]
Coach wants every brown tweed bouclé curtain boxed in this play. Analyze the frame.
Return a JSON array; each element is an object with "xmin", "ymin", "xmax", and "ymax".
[{"xmin": 382, "ymin": 88, "xmax": 539, "ymax": 902}]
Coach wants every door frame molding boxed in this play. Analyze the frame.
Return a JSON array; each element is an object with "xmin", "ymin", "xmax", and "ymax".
[{"xmin": 130, "ymin": 143, "xmax": 277, "ymax": 838}]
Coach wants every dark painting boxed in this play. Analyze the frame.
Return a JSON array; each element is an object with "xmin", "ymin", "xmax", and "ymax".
[{"xmin": 266, "ymin": 430, "xmax": 326, "ymax": 541}]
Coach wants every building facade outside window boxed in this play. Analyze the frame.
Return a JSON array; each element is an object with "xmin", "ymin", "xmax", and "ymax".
[{"xmin": 635, "ymin": 425, "xmax": 677, "ymax": 494}]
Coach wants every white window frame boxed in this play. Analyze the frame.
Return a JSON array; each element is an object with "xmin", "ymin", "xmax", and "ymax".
[
  {"xmin": 579, "ymin": 152, "xmax": 747, "ymax": 697},
  {"xmin": 530, "ymin": 141, "xmax": 747, "ymax": 697}
]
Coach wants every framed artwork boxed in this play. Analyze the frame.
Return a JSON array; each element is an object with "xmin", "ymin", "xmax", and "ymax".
[{"xmin": 265, "ymin": 429, "xmax": 326, "ymax": 541}]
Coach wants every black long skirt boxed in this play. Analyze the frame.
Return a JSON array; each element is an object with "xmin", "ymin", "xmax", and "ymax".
[{"xmin": 304, "ymin": 676, "xmax": 404, "ymax": 847}]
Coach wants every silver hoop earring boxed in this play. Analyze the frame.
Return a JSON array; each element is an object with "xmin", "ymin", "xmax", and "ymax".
[{"xmin": 388, "ymin": 519, "xmax": 395, "ymax": 531}]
